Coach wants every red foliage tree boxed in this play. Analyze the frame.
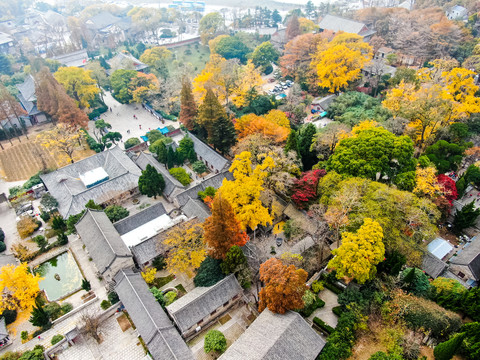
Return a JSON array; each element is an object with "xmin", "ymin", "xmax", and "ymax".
[
  {"xmin": 291, "ymin": 169, "xmax": 326, "ymax": 209},
  {"xmin": 203, "ymin": 192, "xmax": 249, "ymax": 259},
  {"xmin": 437, "ymin": 174, "xmax": 458, "ymax": 204},
  {"xmin": 258, "ymin": 258, "xmax": 308, "ymax": 314}
]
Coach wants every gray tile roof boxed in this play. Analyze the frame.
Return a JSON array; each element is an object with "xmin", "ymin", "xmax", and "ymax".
[
  {"xmin": 166, "ymin": 274, "xmax": 242, "ymax": 334},
  {"xmin": 75, "ymin": 209, "xmax": 132, "ymax": 274},
  {"xmin": 40, "ymin": 146, "xmax": 141, "ymax": 217},
  {"xmin": 0, "ymin": 32, "xmax": 13, "ymax": 45},
  {"xmin": 134, "ymin": 152, "xmax": 185, "ymax": 197},
  {"xmin": 181, "ymin": 198, "xmax": 210, "ymax": 221},
  {"xmin": 175, "ymin": 171, "xmax": 233, "ymax": 207},
  {"xmin": 219, "ymin": 309, "xmax": 325, "ymax": 360},
  {"xmin": 114, "ymin": 269, "xmax": 194, "ymax": 360},
  {"xmin": 51, "ymin": 49, "xmax": 89, "ymax": 67},
  {"xmin": 131, "ymin": 236, "xmax": 160, "ymax": 266},
  {"xmin": 85, "ymin": 11, "xmax": 121, "ymax": 30},
  {"xmin": 0, "ymin": 317, "xmax": 7, "ymax": 340},
  {"xmin": 319, "ymin": 14, "xmax": 368, "ymax": 35},
  {"xmin": 16, "ymin": 75, "xmax": 36, "ymax": 103},
  {"xmin": 114, "ymin": 202, "xmax": 167, "ymax": 235},
  {"xmin": 311, "ymin": 94, "xmax": 337, "ymax": 111},
  {"xmin": 422, "ymin": 253, "xmax": 447, "ymax": 279},
  {"xmin": 450, "ymin": 236, "xmax": 480, "ymax": 280},
  {"xmin": 188, "ymin": 133, "xmax": 230, "ymax": 171},
  {"xmin": 0, "ymin": 254, "xmax": 17, "ymax": 268},
  {"xmin": 107, "ymin": 52, "xmax": 148, "ymax": 72}
]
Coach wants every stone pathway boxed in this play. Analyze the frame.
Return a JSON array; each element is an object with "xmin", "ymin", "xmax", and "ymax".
[
  {"xmin": 88, "ymin": 92, "xmax": 180, "ymax": 149},
  {"xmin": 56, "ymin": 313, "xmax": 145, "ymax": 360},
  {"xmin": 308, "ymin": 289, "xmax": 339, "ymax": 328}
]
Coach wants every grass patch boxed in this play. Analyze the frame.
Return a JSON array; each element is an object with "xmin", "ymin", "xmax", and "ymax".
[
  {"xmin": 168, "ymin": 43, "xmax": 210, "ymax": 77},
  {"xmin": 152, "ymin": 274, "xmax": 175, "ymax": 289}
]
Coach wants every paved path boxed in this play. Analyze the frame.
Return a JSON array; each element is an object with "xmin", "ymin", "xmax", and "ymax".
[
  {"xmin": 308, "ymin": 289, "xmax": 339, "ymax": 328},
  {"xmin": 88, "ymin": 92, "xmax": 180, "ymax": 149}
]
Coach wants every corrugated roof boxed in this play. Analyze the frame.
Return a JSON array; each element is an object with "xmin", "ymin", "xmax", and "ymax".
[
  {"xmin": 40, "ymin": 146, "xmax": 141, "ymax": 217},
  {"xmin": 75, "ymin": 209, "xmax": 132, "ymax": 274},
  {"xmin": 319, "ymin": 14, "xmax": 367, "ymax": 35},
  {"xmin": 166, "ymin": 274, "xmax": 242, "ymax": 333},
  {"xmin": 114, "ymin": 202, "xmax": 167, "ymax": 235},
  {"xmin": 114, "ymin": 269, "xmax": 194, "ymax": 360},
  {"xmin": 219, "ymin": 309, "xmax": 325, "ymax": 360}
]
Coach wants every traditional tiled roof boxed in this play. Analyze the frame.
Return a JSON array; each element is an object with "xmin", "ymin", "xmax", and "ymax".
[
  {"xmin": 450, "ymin": 235, "xmax": 480, "ymax": 281},
  {"xmin": 0, "ymin": 317, "xmax": 8, "ymax": 341},
  {"xmin": 114, "ymin": 202, "xmax": 167, "ymax": 235},
  {"xmin": 16, "ymin": 74, "xmax": 40, "ymax": 115},
  {"xmin": 108, "ymin": 52, "xmax": 148, "ymax": 72},
  {"xmin": 175, "ymin": 171, "xmax": 233, "ymax": 207},
  {"xmin": 85, "ymin": 11, "xmax": 121, "ymax": 30},
  {"xmin": 166, "ymin": 275, "xmax": 242, "ymax": 334},
  {"xmin": 40, "ymin": 146, "xmax": 141, "ymax": 217},
  {"xmin": 422, "ymin": 252, "xmax": 447, "ymax": 279},
  {"xmin": 181, "ymin": 197, "xmax": 210, "ymax": 221},
  {"xmin": 75, "ymin": 209, "xmax": 132, "ymax": 274},
  {"xmin": 52, "ymin": 49, "xmax": 89, "ymax": 67},
  {"xmin": 319, "ymin": 14, "xmax": 372, "ymax": 37},
  {"xmin": 114, "ymin": 269, "xmax": 194, "ymax": 360},
  {"xmin": 0, "ymin": 32, "xmax": 13, "ymax": 45},
  {"xmin": 188, "ymin": 133, "xmax": 230, "ymax": 171},
  {"xmin": 0, "ymin": 254, "xmax": 16, "ymax": 268},
  {"xmin": 219, "ymin": 309, "xmax": 325, "ymax": 360},
  {"xmin": 134, "ymin": 152, "xmax": 184, "ymax": 198}
]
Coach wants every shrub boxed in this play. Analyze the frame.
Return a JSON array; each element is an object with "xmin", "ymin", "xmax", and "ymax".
[
  {"xmin": 332, "ymin": 306, "xmax": 343, "ymax": 317},
  {"xmin": 204, "ymin": 330, "xmax": 227, "ymax": 354},
  {"xmin": 44, "ymin": 302, "xmax": 63, "ymax": 321},
  {"xmin": 20, "ymin": 331, "xmax": 28, "ymax": 342},
  {"xmin": 100, "ymin": 300, "xmax": 112, "ymax": 310},
  {"xmin": 0, "ymin": 242, "xmax": 5, "ymax": 253},
  {"xmin": 323, "ymin": 282, "xmax": 344, "ymax": 295},
  {"xmin": 0, "ymin": 228, "xmax": 4, "ymax": 242},
  {"xmin": 192, "ymin": 161, "xmax": 208, "ymax": 174},
  {"xmin": 60, "ymin": 303, "xmax": 73, "ymax": 315},
  {"xmin": 39, "ymin": 211, "xmax": 50, "ymax": 222},
  {"xmin": 33, "ymin": 235, "xmax": 47, "ymax": 250},
  {"xmin": 311, "ymin": 280, "xmax": 324, "ymax": 294},
  {"xmin": 164, "ymin": 291, "xmax": 177, "ymax": 306},
  {"xmin": 150, "ymin": 287, "xmax": 166, "ymax": 307},
  {"xmin": 88, "ymin": 104, "xmax": 108, "ymax": 120},
  {"xmin": 82, "ymin": 129, "xmax": 104, "ymax": 153},
  {"xmin": 298, "ymin": 290, "xmax": 325, "ymax": 317},
  {"xmin": 194, "ymin": 257, "xmax": 225, "ymax": 287},
  {"xmin": 198, "ymin": 186, "xmax": 216, "ymax": 200},
  {"xmin": 141, "ymin": 268, "xmax": 157, "ymax": 285},
  {"xmin": 17, "ymin": 216, "xmax": 38, "ymax": 239},
  {"xmin": 283, "ymin": 219, "xmax": 302, "ymax": 240},
  {"xmin": 1, "ymin": 309, "xmax": 17, "ymax": 325},
  {"xmin": 104, "ymin": 205, "xmax": 129, "ymax": 223},
  {"xmin": 401, "ymin": 268, "xmax": 430, "ymax": 297},
  {"xmin": 124, "ymin": 137, "xmax": 141, "ymax": 150},
  {"xmin": 51, "ymin": 216, "xmax": 66, "ymax": 232},
  {"xmin": 19, "ymin": 345, "xmax": 45, "ymax": 360},
  {"xmin": 152, "ymin": 255, "xmax": 166, "ymax": 270},
  {"xmin": 55, "ymin": 233, "xmax": 68, "ymax": 246},
  {"xmin": 51, "ymin": 334, "xmax": 64, "ymax": 345},
  {"xmin": 169, "ymin": 167, "xmax": 192, "ymax": 186},
  {"xmin": 433, "ymin": 333, "xmax": 464, "ymax": 360},
  {"xmin": 0, "ymin": 351, "xmax": 22, "ymax": 360},
  {"xmin": 108, "ymin": 292, "xmax": 119, "ymax": 304},
  {"xmin": 313, "ymin": 317, "xmax": 334, "ymax": 334},
  {"xmin": 81, "ymin": 279, "xmax": 91, "ymax": 291}
]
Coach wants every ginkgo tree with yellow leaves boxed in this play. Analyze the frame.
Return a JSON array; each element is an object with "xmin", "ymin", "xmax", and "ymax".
[
  {"xmin": 311, "ymin": 32, "xmax": 373, "ymax": 93},
  {"xmin": 0, "ymin": 263, "xmax": 42, "ymax": 313},
  {"xmin": 36, "ymin": 124, "xmax": 81, "ymax": 164},
  {"xmin": 328, "ymin": 218, "xmax": 385, "ymax": 284},
  {"xmin": 54, "ymin": 67, "xmax": 100, "ymax": 109},
  {"xmin": 219, "ymin": 151, "xmax": 275, "ymax": 230}
]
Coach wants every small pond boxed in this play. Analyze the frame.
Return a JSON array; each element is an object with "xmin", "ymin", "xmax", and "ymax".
[{"xmin": 35, "ymin": 251, "xmax": 83, "ymax": 302}]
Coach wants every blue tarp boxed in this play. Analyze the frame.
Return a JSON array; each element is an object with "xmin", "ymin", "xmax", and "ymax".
[{"xmin": 140, "ymin": 136, "xmax": 148, "ymax": 142}]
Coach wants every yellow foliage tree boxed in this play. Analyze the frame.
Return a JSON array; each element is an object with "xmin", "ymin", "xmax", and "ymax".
[
  {"xmin": 311, "ymin": 32, "xmax": 372, "ymax": 93},
  {"xmin": 219, "ymin": 151, "xmax": 275, "ymax": 230},
  {"xmin": 264, "ymin": 109, "xmax": 291, "ymax": 128},
  {"xmin": 328, "ymin": 218, "xmax": 385, "ymax": 284},
  {"xmin": 16, "ymin": 216, "xmax": 38, "ymax": 239},
  {"xmin": 139, "ymin": 46, "xmax": 171, "ymax": 67},
  {"xmin": 0, "ymin": 263, "xmax": 42, "ymax": 312},
  {"xmin": 413, "ymin": 166, "xmax": 443, "ymax": 198},
  {"xmin": 11, "ymin": 244, "xmax": 32, "ymax": 262},
  {"xmin": 208, "ymin": 34, "xmax": 229, "ymax": 54},
  {"xmin": 298, "ymin": 17, "xmax": 319, "ymax": 33},
  {"xmin": 36, "ymin": 124, "xmax": 81, "ymax": 164},
  {"xmin": 141, "ymin": 268, "xmax": 157, "ymax": 285},
  {"xmin": 235, "ymin": 110, "xmax": 290, "ymax": 143},
  {"xmin": 162, "ymin": 221, "xmax": 206, "ymax": 278},
  {"xmin": 54, "ymin": 67, "xmax": 99, "ymax": 109},
  {"xmin": 231, "ymin": 60, "xmax": 264, "ymax": 107}
]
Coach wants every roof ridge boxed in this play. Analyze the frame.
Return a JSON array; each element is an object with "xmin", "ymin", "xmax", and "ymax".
[{"xmin": 88, "ymin": 209, "xmax": 127, "ymax": 256}]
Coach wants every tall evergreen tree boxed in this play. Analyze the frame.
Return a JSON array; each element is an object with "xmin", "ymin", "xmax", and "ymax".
[
  {"xmin": 284, "ymin": 129, "xmax": 300, "ymax": 157},
  {"xmin": 434, "ymin": 333, "xmax": 465, "ymax": 360},
  {"xmin": 29, "ymin": 298, "xmax": 50, "ymax": 328},
  {"xmin": 167, "ymin": 146, "xmax": 176, "ymax": 169},
  {"xmin": 210, "ymin": 114, "xmax": 236, "ymax": 155},
  {"xmin": 203, "ymin": 192, "xmax": 249, "ymax": 259},
  {"xmin": 453, "ymin": 201, "xmax": 480, "ymax": 234},
  {"xmin": 179, "ymin": 79, "xmax": 197, "ymax": 131},
  {"xmin": 298, "ymin": 123, "xmax": 317, "ymax": 170},
  {"xmin": 138, "ymin": 164, "xmax": 165, "ymax": 199}
]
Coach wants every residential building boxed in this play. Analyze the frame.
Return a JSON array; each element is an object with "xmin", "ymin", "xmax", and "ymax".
[
  {"xmin": 51, "ymin": 49, "xmax": 89, "ymax": 67},
  {"xmin": 375, "ymin": 47, "xmax": 395, "ymax": 60},
  {"xmin": 166, "ymin": 275, "xmax": 243, "ymax": 339},
  {"xmin": 107, "ymin": 52, "xmax": 148, "ymax": 74},
  {"xmin": 40, "ymin": 146, "xmax": 142, "ymax": 218},
  {"xmin": 318, "ymin": 15, "xmax": 376, "ymax": 41},
  {"xmin": 15, "ymin": 75, "xmax": 48, "ymax": 126},
  {"xmin": 85, "ymin": 12, "xmax": 131, "ymax": 48},
  {"xmin": 219, "ymin": 309, "xmax": 326, "ymax": 360},
  {"xmin": 187, "ymin": 133, "xmax": 230, "ymax": 174},
  {"xmin": 114, "ymin": 269, "xmax": 194, "ymax": 360},
  {"xmin": 0, "ymin": 32, "xmax": 14, "ymax": 55},
  {"xmin": 271, "ymin": 28, "xmax": 287, "ymax": 49},
  {"xmin": 449, "ymin": 235, "xmax": 480, "ymax": 286},
  {"xmin": 422, "ymin": 252, "xmax": 448, "ymax": 279},
  {"xmin": 181, "ymin": 197, "xmax": 210, "ymax": 221},
  {"xmin": 446, "ymin": 5, "xmax": 468, "ymax": 21},
  {"xmin": 75, "ymin": 209, "xmax": 135, "ymax": 284}
]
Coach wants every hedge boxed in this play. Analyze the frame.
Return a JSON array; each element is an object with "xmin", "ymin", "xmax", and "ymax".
[
  {"xmin": 88, "ymin": 104, "xmax": 108, "ymax": 120},
  {"xmin": 300, "ymin": 297, "xmax": 325, "ymax": 317},
  {"xmin": 332, "ymin": 306, "xmax": 343, "ymax": 317},
  {"xmin": 82, "ymin": 129, "xmax": 104, "ymax": 153},
  {"xmin": 313, "ymin": 317, "xmax": 335, "ymax": 335},
  {"xmin": 324, "ymin": 282, "xmax": 344, "ymax": 295},
  {"xmin": 158, "ymin": 109, "xmax": 177, "ymax": 121}
]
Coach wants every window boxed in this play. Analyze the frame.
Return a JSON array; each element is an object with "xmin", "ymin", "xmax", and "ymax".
[{"xmin": 458, "ymin": 271, "xmax": 465, "ymax": 278}]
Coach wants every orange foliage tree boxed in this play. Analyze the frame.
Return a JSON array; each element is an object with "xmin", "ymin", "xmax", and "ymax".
[
  {"xmin": 235, "ymin": 110, "xmax": 290, "ymax": 143},
  {"xmin": 258, "ymin": 258, "xmax": 308, "ymax": 314},
  {"xmin": 203, "ymin": 192, "xmax": 249, "ymax": 259}
]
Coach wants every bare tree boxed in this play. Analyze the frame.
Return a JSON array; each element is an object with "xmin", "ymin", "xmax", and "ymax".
[{"xmin": 80, "ymin": 310, "xmax": 101, "ymax": 343}]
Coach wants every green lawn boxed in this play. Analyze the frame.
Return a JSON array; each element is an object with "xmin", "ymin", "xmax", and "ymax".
[{"xmin": 168, "ymin": 43, "xmax": 210, "ymax": 76}]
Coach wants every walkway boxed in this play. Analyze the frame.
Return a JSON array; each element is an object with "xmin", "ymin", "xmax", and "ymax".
[
  {"xmin": 308, "ymin": 289, "xmax": 339, "ymax": 328},
  {"xmin": 88, "ymin": 92, "xmax": 180, "ymax": 149}
]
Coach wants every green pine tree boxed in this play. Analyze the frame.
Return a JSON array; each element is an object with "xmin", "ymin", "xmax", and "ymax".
[
  {"xmin": 138, "ymin": 164, "xmax": 165, "ymax": 199},
  {"xmin": 284, "ymin": 130, "xmax": 300, "ymax": 156},
  {"xmin": 434, "ymin": 333, "xmax": 465, "ymax": 360},
  {"xmin": 210, "ymin": 114, "xmax": 236, "ymax": 155},
  {"xmin": 197, "ymin": 88, "xmax": 226, "ymax": 141},
  {"xmin": 29, "ymin": 298, "xmax": 51, "ymax": 328},
  {"xmin": 167, "ymin": 146, "xmax": 176, "ymax": 169},
  {"xmin": 453, "ymin": 201, "xmax": 480, "ymax": 234},
  {"xmin": 298, "ymin": 124, "xmax": 317, "ymax": 170}
]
